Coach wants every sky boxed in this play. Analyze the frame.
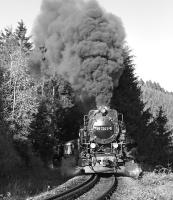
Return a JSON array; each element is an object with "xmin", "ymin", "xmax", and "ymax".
[{"xmin": 0, "ymin": 0, "xmax": 173, "ymax": 92}]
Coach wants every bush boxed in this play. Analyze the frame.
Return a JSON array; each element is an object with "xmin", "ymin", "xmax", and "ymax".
[{"xmin": 0, "ymin": 128, "xmax": 21, "ymax": 177}]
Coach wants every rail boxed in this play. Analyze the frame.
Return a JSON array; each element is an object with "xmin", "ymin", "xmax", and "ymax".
[
  {"xmin": 44, "ymin": 174, "xmax": 99, "ymax": 200},
  {"xmin": 96, "ymin": 175, "xmax": 118, "ymax": 200}
]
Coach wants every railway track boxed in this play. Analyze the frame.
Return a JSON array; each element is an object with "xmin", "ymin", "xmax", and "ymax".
[
  {"xmin": 43, "ymin": 174, "xmax": 117, "ymax": 200},
  {"xmin": 44, "ymin": 174, "xmax": 99, "ymax": 200},
  {"xmin": 77, "ymin": 174, "xmax": 118, "ymax": 200},
  {"xmin": 95, "ymin": 175, "xmax": 118, "ymax": 200}
]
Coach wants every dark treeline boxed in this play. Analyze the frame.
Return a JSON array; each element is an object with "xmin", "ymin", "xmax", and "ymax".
[
  {"xmin": 111, "ymin": 50, "xmax": 172, "ymax": 166},
  {"xmin": 0, "ymin": 20, "xmax": 172, "ymax": 197}
]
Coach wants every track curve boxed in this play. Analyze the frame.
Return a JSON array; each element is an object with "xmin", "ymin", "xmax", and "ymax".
[
  {"xmin": 95, "ymin": 175, "xmax": 117, "ymax": 200},
  {"xmin": 44, "ymin": 174, "xmax": 99, "ymax": 200},
  {"xmin": 76, "ymin": 174, "xmax": 118, "ymax": 200}
]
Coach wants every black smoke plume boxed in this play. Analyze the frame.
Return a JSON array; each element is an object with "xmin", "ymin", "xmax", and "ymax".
[{"xmin": 32, "ymin": 0, "xmax": 126, "ymax": 107}]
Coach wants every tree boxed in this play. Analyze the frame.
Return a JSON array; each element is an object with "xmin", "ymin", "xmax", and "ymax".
[
  {"xmin": 29, "ymin": 75, "xmax": 81, "ymax": 165},
  {"xmin": 1, "ymin": 48, "xmax": 38, "ymax": 137},
  {"xmin": 0, "ymin": 48, "xmax": 39, "ymax": 167},
  {"xmin": 111, "ymin": 48, "xmax": 152, "ymax": 160},
  {"xmin": 29, "ymin": 99, "xmax": 56, "ymax": 167},
  {"xmin": 41, "ymin": 74, "xmax": 80, "ymax": 140},
  {"xmin": 150, "ymin": 106, "xmax": 171, "ymax": 165},
  {"xmin": 111, "ymin": 49, "xmax": 172, "ymax": 166},
  {"xmin": 0, "ymin": 62, "xmax": 21, "ymax": 175},
  {"xmin": 0, "ymin": 21, "xmax": 32, "ymax": 68},
  {"xmin": 140, "ymin": 80, "xmax": 173, "ymax": 128},
  {"xmin": 0, "ymin": 27, "xmax": 18, "ymax": 68},
  {"xmin": 0, "ymin": 67, "xmax": 4, "ymax": 124},
  {"xmin": 14, "ymin": 20, "xmax": 33, "ymax": 53}
]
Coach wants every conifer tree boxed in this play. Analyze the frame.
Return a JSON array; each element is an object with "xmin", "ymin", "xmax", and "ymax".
[
  {"xmin": 14, "ymin": 20, "xmax": 32, "ymax": 53},
  {"xmin": 150, "ymin": 106, "xmax": 171, "ymax": 164},
  {"xmin": 29, "ymin": 99, "xmax": 56, "ymax": 166},
  {"xmin": 111, "ymin": 48, "xmax": 152, "ymax": 159},
  {"xmin": 140, "ymin": 80, "xmax": 173, "ymax": 128},
  {"xmin": 29, "ymin": 75, "xmax": 81, "ymax": 164}
]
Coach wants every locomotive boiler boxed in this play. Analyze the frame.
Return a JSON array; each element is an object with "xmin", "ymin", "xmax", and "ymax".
[{"xmin": 77, "ymin": 105, "xmax": 128, "ymax": 173}]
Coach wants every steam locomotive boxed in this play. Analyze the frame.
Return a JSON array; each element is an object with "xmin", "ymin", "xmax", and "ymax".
[
  {"xmin": 78, "ymin": 105, "xmax": 127, "ymax": 173},
  {"xmin": 63, "ymin": 106, "xmax": 141, "ymax": 176}
]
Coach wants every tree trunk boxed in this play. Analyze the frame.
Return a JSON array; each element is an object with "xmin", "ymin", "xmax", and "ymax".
[{"xmin": 12, "ymin": 80, "xmax": 16, "ymax": 118}]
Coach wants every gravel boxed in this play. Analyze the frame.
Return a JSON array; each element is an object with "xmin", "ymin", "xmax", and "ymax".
[
  {"xmin": 26, "ymin": 175, "xmax": 90, "ymax": 200},
  {"xmin": 76, "ymin": 175, "xmax": 114, "ymax": 200}
]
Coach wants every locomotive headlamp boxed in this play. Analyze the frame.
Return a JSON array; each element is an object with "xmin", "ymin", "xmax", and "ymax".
[
  {"xmin": 112, "ymin": 142, "xmax": 118, "ymax": 148},
  {"xmin": 90, "ymin": 143, "xmax": 96, "ymax": 149}
]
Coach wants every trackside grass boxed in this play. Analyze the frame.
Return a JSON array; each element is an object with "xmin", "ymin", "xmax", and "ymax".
[
  {"xmin": 0, "ymin": 167, "xmax": 69, "ymax": 200},
  {"xmin": 112, "ymin": 171, "xmax": 173, "ymax": 200},
  {"xmin": 1, "ymin": 162, "xmax": 173, "ymax": 200}
]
